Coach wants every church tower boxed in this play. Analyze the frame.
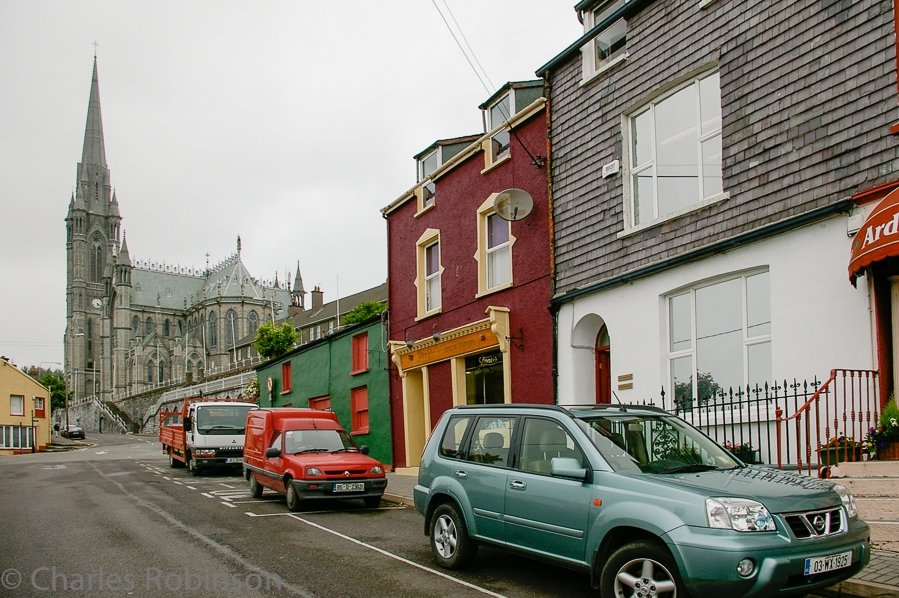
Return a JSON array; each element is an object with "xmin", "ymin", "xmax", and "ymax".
[{"xmin": 65, "ymin": 57, "xmax": 120, "ymax": 402}]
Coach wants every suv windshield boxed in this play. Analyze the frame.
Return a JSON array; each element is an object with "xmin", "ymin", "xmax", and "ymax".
[
  {"xmin": 283, "ymin": 429, "xmax": 357, "ymax": 455},
  {"xmin": 195, "ymin": 405, "xmax": 255, "ymax": 435},
  {"xmin": 575, "ymin": 414, "xmax": 741, "ymax": 474}
]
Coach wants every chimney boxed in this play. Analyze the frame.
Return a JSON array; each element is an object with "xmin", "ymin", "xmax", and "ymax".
[{"xmin": 312, "ymin": 285, "xmax": 324, "ymax": 311}]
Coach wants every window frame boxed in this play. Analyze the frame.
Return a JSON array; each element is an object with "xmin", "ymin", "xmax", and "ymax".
[
  {"xmin": 621, "ymin": 69, "xmax": 727, "ymax": 236},
  {"xmin": 475, "ymin": 195, "xmax": 515, "ymax": 297},
  {"xmin": 9, "ymin": 395, "xmax": 24, "ymax": 417},
  {"xmin": 281, "ymin": 361, "xmax": 292, "ymax": 394},
  {"xmin": 351, "ymin": 386, "xmax": 369, "ymax": 435},
  {"xmin": 665, "ymin": 269, "xmax": 772, "ymax": 409},
  {"xmin": 415, "ymin": 229, "xmax": 443, "ymax": 320},
  {"xmin": 351, "ymin": 332, "xmax": 369, "ymax": 375},
  {"xmin": 580, "ymin": 0, "xmax": 630, "ymax": 84}
]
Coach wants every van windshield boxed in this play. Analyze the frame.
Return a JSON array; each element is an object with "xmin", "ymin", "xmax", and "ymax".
[
  {"xmin": 195, "ymin": 405, "xmax": 255, "ymax": 435},
  {"xmin": 283, "ymin": 429, "xmax": 358, "ymax": 455},
  {"xmin": 576, "ymin": 414, "xmax": 741, "ymax": 474}
]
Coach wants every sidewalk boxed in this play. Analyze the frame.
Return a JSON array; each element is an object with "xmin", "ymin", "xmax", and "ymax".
[{"xmin": 384, "ymin": 472, "xmax": 899, "ymax": 598}]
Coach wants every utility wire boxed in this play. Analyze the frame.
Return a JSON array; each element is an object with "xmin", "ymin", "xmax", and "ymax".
[
  {"xmin": 430, "ymin": 0, "xmax": 493, "ymax": 97},
  {"xmin": 437, "ymin": 0, "xmax": 496, "ymax": 92}
]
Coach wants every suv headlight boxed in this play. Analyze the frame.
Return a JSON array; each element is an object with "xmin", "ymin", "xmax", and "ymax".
[
  {"xmin": 306, "ymin": 467, "xmax": 323, "ymax": 477},
  {"xmin": 833, "ymin": 484, "xmax": 858, "ymax": 519},
  {"xmin": 706, "ymin": 498, "xmax": 776, "ymax": 532},
  {"xmin": 370, "ymin": 466, "xmax": 383, "ymax": 475}
]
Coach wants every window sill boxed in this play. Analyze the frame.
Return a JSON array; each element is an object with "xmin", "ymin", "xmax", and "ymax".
[
  {"xmin": 351, "ymin": 429, "xmax": 369, "ymax": 436},
  {"xmin": 349, "ymin": 368, "xmax": 369, "ymax": 376},
  {"xmin": 415, "ymin": 308, "xmax": 442, "ymax": 322},
  {"xmin": 279, "ymin": 389, "xmax": 292, "ymax": 396},
  {"xmin": 617, "ymin": 192, "xmax": 730, "ymax": 239},
  {"xmin": 581, "ymin": 53, "xmax": 628, "ymax": 87},
  {"xmin": 414, "ymin": 202, "xmax": 436, "ymax": 218},
  {"xmin": 475, "ymin": 281, "xmax": 513, "ymax": 299},
  {"xmin": 481, "ymin": 151, "xmax": 512, "ymax": 175},
  {"xmin": 891, "ymin": 122, "xmax": 899, "ymax": 135}
]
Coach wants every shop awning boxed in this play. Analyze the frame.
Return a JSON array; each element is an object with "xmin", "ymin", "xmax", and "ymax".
[{"xmin": 849, "ymin": 188, "xmax": 899, "ymax": 285}]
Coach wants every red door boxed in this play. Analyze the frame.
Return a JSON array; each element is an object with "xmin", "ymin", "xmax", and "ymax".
[{"xmin": 595, "ymin": 326, "xmax": 611, "ymax": 404}]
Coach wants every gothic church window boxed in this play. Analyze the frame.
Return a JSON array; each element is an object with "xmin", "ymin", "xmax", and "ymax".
[
  {"xmin": 225, "ymin": 309, "xmax": 238, "ymax": 347},
  {"xmin": 145, "ymin": 317, "xmax": 153, "ymax": 336},
  {"xmin": 164, "ymin": 319, "xmax": 170, "ymax": 337},
  {"xmin": 208, "ymin": 311, "xmax": 217, "ymax": 347},
  {"xmin": 132, "ymin": 316, "xmax": 139, "ymax": 334},
  {"xmin": 247, "ymin": 311, "xmax": 259, "ymax": 335},
  {"xmin": 90, "ymin": 236, "xmax": 104, "ymax": 282},
  {"xmin": 147, "ymin": 360, "xmax": 154, "ymax": 383}
]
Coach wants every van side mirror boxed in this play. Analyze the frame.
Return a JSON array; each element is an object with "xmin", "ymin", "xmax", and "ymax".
[
  {"xmin": 550, "ymin": 457, "xmax": 587, "ymax": 480},
  {"xmin": 183, "ymin": 417, "xmax": 191, "ymax": 431},
  {"xmin": 265, "ymin": 447, "xmax": 282, "ymax": 459},
  {"xmin": 359, "ymin": 445, "xmax": 370, "ymax": 455}
]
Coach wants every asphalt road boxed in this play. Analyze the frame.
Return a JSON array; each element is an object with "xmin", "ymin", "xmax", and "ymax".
[{"xmin": 0, "ymin": 434, "xmax": 835, "ymax": 598}]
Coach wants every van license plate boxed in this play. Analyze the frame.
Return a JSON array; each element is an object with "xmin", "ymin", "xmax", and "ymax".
[
  {"xmin": 334, "ymin": 482, "xmax": 364, "ymax": 492},
  {"xmin": 225, "ymin": 458, "xmax": 242, "ymax": 464},
  {"xmin": 804, "ymin": 551, "xmax": 852, "ymax": 575}
]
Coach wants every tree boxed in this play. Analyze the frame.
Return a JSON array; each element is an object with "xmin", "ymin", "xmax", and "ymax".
[
  {"xmin": 41, "ymin": 373, "xmax": 67, "ymax": 412},
  {"xmin": 253, "ymin": 322, "xmax": 298, "ymax": 359},
  {"xmin": 343, "ymin": 301, "xmax": 386, "ymax": 326}
]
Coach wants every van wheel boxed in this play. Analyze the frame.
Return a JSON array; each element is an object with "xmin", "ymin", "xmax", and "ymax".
[
  {"xmin": 188, "ymin": 456, "xmax": 202, "ymax": 477},
  {"xmin": 168, "ymin": 451, "xmax": 184, "ymax": 469},
  {"xmin": 600, "ymin": 541, "xmax": 685, "ymax": 598},
  {"xmin": 285, "ymin": 479, "xmax": 302, "ymax": 512},
  {"xmin": 248, "ymin": 474, "xmax": 263, "ymax": 498},
  {"xmin": 430, "ymin": 503, "xmax": 477, "ymax": 569}
]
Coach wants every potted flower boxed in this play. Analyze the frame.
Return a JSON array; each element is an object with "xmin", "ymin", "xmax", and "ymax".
[
  {"xmin": 724, "ymin": 441, "xmax": 760, "ymax": 464},
  {"xmin": 864, "ymin": 395, "xmax": 899, "ymax": 460},
  {"xmin": 818, "ymin": 434, "xmax": 863, "ymax": 465}
]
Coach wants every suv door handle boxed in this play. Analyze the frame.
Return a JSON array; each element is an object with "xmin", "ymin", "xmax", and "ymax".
[
  {"xmin": 509, "ymin": 480, "xmax": 526, "ymax": 490},
  {"xmin": 454, "ymin": 470, "xmax": 468, "ymax": 479}
]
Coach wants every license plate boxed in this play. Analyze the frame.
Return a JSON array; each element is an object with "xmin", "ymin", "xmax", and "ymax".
[
  {"xmin": 804, "ymin": 551, "xmax": 852, "ymax": 575},
  {"xmin": 225, "ymin": 458, "xmax": 242, "ymax": 464},
  {"xmin": 334, "ymin": 482, "xmax": 364, "ymax": 492}
]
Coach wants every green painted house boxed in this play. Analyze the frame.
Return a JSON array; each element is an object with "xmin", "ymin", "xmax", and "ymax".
[{"xmin": 255, "ymin": 314, "xmax": 392, "ymax": 467}]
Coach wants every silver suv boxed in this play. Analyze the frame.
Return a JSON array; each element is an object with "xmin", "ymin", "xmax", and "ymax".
[{"xmin": 414, "ymin": 404, "xmax": 869, "ymax": 597}]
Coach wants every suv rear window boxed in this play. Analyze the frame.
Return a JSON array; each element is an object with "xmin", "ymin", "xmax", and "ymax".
[{"xmin": 439, "ymin": 416, "xmax": 473, "ymax": 459}]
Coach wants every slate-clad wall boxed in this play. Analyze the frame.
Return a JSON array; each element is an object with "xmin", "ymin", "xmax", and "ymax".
[{"xmin": 549, "ymin": 0, "xmax": 898, "ymax": 297}]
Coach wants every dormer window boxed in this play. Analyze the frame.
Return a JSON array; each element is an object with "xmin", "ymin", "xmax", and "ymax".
[
  {"xmin": 419, "ymin": 149, "xmax": 440, "ymax": 182},
  {"xmin": 581, "ymin": 0, "xmax": 630, "ymax": 83},
  {"xmin": 488, "ymin": 93, "xmax": 512, "ymax": 129}
]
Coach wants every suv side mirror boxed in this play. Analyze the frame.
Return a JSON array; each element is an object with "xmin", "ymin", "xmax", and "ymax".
[
  {"xmin": 265, "ymin": 447, "xmax": 282, "ymax": 459},
  {"xmin": 359, "ymin": 445, "xmax": 370, "ymax": 455},
  {"xmin": 550, "ymin": 457, "xmax": 587, "ymax": 480}
]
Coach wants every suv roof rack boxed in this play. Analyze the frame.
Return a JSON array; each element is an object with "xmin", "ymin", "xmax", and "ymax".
[{"xmin": 563, "ymin": 403, "xmax": 667, "ymax": 415}]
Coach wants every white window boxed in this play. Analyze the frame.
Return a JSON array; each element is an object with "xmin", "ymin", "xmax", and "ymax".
[
  {"xmin": 419, "ymin": 150, "xmax": 440, "ymax": 182},
  {"xmin": 425, "ymin": 241, "xmax": 441, "ymax": 312},
  {"xmin": 626, "ymin": 70, "xmax": 724, "ymax": 230},
  {"xmin": 486, "ymin": 213, "xmax": 511, "ymax": 289},
  {"xmin": 9, "ymin": 395, "xmax": 24, "ymax": 416},
  {"xmin": 667, "ymin": 271, "xmax": 772, "ymax": 410},
  {"xmin": 0, "ymin": 425, "xmax": 33, "ymax": 449},
  {"xmin": 488, "ymin": 92, "xmax": 512, "ymax": 130},
  {"xmin": 35, "ymin": 397, "xmax": 44, "ymax": 411},
  {"xmin": 581, "ymin": 0, "xmax": 629, "ymax": 82}
]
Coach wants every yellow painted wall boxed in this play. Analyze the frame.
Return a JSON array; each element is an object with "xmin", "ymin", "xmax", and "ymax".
[{"xmin": 0, "ymin": 359, "xmax": 52, "ymax": 454}]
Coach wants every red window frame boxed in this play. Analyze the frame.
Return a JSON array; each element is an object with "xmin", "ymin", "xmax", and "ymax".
[
  {"xmin": 351, "ymin": 332, "xmax": 369, "ymax": 375},
  {"xmin": 281, "ymin": 362, "xmax": 292, "ymax": 394},
  {"xmin": 351, "ymin": 387, "xmax": 369, "ymax": 435},
  {"xmin": 34, "ymin": 397, "xmax": 46, "ymax": 418},
  {"xmin": 309, "ymin": 395, "xmax": 331, "ymax": 411}
]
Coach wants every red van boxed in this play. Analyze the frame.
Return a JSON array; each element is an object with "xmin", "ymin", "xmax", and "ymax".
[{"xmin": 243, "ymin": 408, "xmax": 387, "ymax": 511}]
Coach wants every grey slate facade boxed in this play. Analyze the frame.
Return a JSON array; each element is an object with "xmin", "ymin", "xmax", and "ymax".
[{"xmin": 543, "ymin": 0, "xmax": 898, "ymax": 298}]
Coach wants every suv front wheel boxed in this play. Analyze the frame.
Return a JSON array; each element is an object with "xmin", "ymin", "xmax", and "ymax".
[
  {"xmin": 430, "ymin": 503, "xmax": 477, "ymax": 569},
  {"xmin": 600, "ymin": 540, "xmax": 685, "ymax": 598}
]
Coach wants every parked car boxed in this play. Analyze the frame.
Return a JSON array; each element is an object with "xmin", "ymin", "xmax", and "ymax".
[
  {"xmin": 62, "ymin": 425, "xmax": 85, "ymax": 440},
  {"xmin": 415, "ymin": 404, "xmax": 870, "ymax": 598},
  {"xmin": 243, "ymin": 408, "xmax": 387, "ymax": 511}
]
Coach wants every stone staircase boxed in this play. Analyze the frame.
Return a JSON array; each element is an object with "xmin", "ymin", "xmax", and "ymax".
[{"xmin": 831, "ymin": 460, "xmax": 899, "ymax": 552}]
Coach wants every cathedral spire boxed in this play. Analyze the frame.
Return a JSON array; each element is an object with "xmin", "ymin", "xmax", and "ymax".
[{"xmin": 80, "ymin": 56, "xmax": 107, "ymax": 171}]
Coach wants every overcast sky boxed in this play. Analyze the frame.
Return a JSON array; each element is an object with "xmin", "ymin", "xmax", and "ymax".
[{"xmin": 0, "ymin": 1, "xmax": 582, "ymax": 370}]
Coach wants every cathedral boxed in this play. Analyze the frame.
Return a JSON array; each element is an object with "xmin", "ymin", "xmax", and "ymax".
[{"xmin": 65, "ymin": 58, "xmax": 299, "ymax": 401}]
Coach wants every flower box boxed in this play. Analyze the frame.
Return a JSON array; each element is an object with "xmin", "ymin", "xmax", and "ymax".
[
  {"xmin": 876, "ymin": 441, "xmax": 899, "ymax": 460},
  {"xmin": 818, "ymin": 446, "xmax": 863, "ymax": 464},
  {"xmin": 733, "ymin": 449, "xmax": 761, "ymax": 464}
]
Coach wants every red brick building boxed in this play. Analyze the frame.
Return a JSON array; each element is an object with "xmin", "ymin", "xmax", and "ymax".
[{"xmin": 382, "ymin": 81, "xmax": 554, "ymax": 470}]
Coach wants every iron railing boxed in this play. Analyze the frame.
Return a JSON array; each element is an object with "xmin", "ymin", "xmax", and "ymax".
[{"xmin": 775, "ymin": 369, "xmax": 879, "ymax": 477}]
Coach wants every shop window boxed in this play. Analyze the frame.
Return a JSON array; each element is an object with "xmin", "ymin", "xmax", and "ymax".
[
  {"xmin": 465, "ymin": 351, "xmax": 505, "ymax": 405},
  {"xmin": 667, "ymin": 270, "xmax": 771, "ymax": 411},
  {"xmin": 281, "ymin": 362, "xmax": 292, "ymax": 394},
  {"xmin": 0, "ymin": 425, "xmax": 33, "ymax": 449},
  {"xmin": 625, "ymin": 70, "xmax": 724, "ymax": 232},
  {"xmin": 351, "ymin": 387, "xmax": 369, "ymax": 434},
  {"xmin": 351, "ymin": 332, "xmax": 369, "ymax": 374}
]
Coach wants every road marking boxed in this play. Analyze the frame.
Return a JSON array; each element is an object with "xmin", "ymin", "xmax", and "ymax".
[
  {"xmin": 95, "ymin": 450, "xmax": 108, "ymax": 455},
  {"xmin": 186, "ymin": 486, "xmax": 197, "ymax": 490},
  {"xmin": 221, "ymin": 502, "xmax": 237, "ymax": 508},
  {"xmin": 219, "ymin": 483, "xmax": 236, "ymax": 488},
  {"xmin": 287, "ymin": 514, "xmax": 509, "ymax": 598},
  {"xmin": 201, "ymin": 493, "xmax": 214, "ymax": 498}
]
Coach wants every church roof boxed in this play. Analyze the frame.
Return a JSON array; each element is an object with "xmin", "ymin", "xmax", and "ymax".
[{"xmin": 80, "ymin": 57, "xmax": 107, "ymax": 172}]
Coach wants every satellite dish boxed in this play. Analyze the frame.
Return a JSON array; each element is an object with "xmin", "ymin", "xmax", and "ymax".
[{"xmin": 493, "ymin": 189, "xmax": 534, "ymax": 221}]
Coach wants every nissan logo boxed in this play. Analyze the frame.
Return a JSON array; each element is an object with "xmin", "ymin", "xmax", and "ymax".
[{"xmin": 812, "ymin": 515, "xmax": 827, "ymax": 533}]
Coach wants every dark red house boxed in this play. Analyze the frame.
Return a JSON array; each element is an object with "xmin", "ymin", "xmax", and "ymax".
[{"xmin": 381, "ymin": 81, "xmax": 554, "ymax": 470}]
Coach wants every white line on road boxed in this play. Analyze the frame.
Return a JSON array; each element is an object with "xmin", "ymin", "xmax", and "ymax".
[
  {"xmin": 287, "ymin": 514, "xmax": 509, "ymax": 598},
  {"xmin": 221, "ymin": 502, "xmax": 236, "ymax": 508}
]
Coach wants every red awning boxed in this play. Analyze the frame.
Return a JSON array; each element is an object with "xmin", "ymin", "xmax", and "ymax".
[{"xmin": 849, "ymin": 188, "xmax": 899, "ymax": 285}]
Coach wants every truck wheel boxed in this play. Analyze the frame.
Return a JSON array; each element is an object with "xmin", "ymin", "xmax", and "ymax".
[
  {"xmin": 188, "ymin": 456, "xmax": 202, "ymax": 477},
  {"xmin": 600, "ymin": 540, "xmax": 685, "ymax": 598},
  {"xmin": 430, "ymin": 503, "xmax": 477, "ymax": 569},
  {"xmin": 168, "ymin": 451, "xmax": 184, "ymax": 469},
  {"xmin": 285, "ymin": 479, "xmax": 302, "ymax": 512},
  {"xmin": 248, "ymin": 474, "xmax": 263, "ymax": 498}
]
